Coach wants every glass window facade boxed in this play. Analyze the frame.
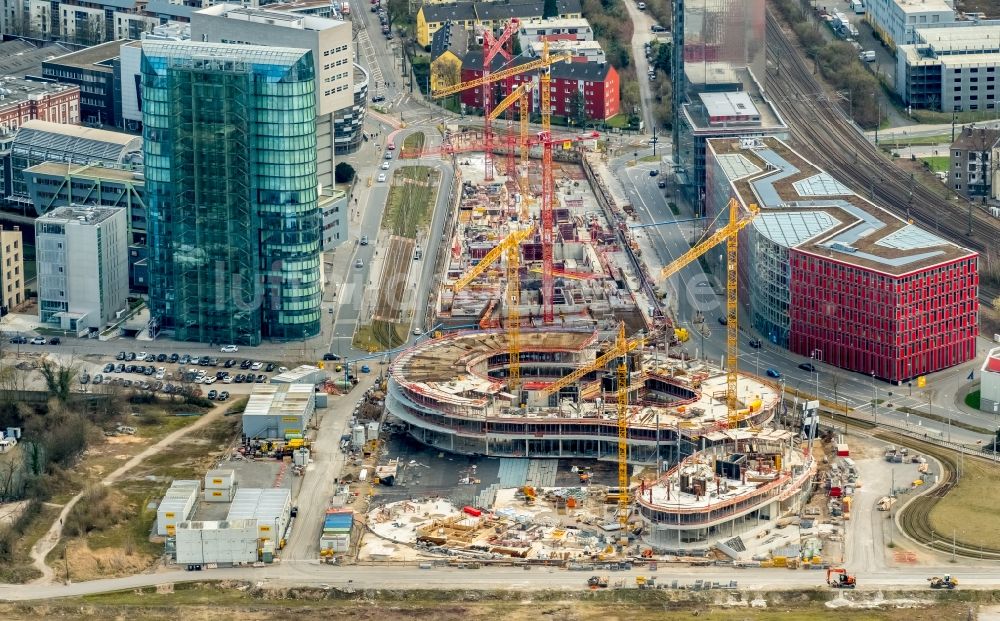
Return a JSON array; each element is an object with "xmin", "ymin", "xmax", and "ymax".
[{"xmin": 142, "ymin": 41, "xmax": 322, "ymax": 345}]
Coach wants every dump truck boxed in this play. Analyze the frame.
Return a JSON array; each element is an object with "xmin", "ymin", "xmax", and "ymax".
[
  {"xmin": 928, "ymin": 575, "xmax": 958, "ymax": 589},
  {"xmin": 827, "ymin": 568, "xmax": 856, "ymax": 589}
]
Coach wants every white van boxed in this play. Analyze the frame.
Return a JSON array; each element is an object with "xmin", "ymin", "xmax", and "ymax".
[{"xmin": 859, "ymin": 50, "xmax": 876, "ymax": 62}]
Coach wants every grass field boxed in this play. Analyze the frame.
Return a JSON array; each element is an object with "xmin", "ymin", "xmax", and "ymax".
[
  {"xmin": 383, "ymin": 166, "xmax": 438, "ymax": 239},
  {"xmin": 879, "ymin": 132, "xmax": 952, "ymax": 147},
  {"xmin": 928, "ymin": 458, "xmax": 1000, "ymax": 550},
  {"xmin": 921, "ymin": 156, "xmax": 949, "ymax": 173}
]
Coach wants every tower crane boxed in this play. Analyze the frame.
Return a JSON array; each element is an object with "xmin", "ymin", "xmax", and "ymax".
[
  {"xmin": 536, "ymin": 322, "xmax": 642, "ymax": 539},
  {"xmin": 479, "ymin": 19, "xmax": 519, "ymax": 181},
  {"xmin": 452, "ymin": 225, "xmax": 536, "ymax": 396},
  {"xmin": 433, "ymin": 43, "xmax": 572, "ymax": 325},
  {"xmin": 659, "ymin": 198, "xmax": 759, "ymax": 426}
]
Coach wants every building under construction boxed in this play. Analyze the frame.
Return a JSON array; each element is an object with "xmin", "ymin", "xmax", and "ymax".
[
  {"xmin": 386, "ymin": 328, "xmax": 779, "ymax": 464},
  {"xmin": 433, "ymin": 152, "xmax": 641, "ymax": 330}
]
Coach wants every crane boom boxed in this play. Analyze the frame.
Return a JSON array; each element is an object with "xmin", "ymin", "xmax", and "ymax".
[
  {"xmin": 452, "ymin": 225, "xmax": 535, "ymax": 292},
  {"xmin": 540, "ymin": 330, "xmax": 642, "ymax": 397},
  {"xmin": 507, "ymin": 240, "xmax": 522, "ymax": 396},
  {"xmin": 489, "ymin": 83, "xmax": 530, "ymax": 120},
  {"xmin": 658, "ymin": 198, "xmax": 759, "ymax": 426},
  {"xmin": 431, "ymin": 53, "xmax": 571, "ymax": 99}
]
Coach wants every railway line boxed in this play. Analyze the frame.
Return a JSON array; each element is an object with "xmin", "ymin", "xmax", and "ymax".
[{"xmin": 764, "ymin": 12, "xmax": 999, "ymax": 303}]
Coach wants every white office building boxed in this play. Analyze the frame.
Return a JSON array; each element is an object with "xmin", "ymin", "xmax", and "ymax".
[
  {"xmin": 192, "ymin": 4, "xmax": 354, "ymax": 187},
  {"xmin": 897, "ymin": 23, "xmax": 1000, "ymax": 112},
  {"xmin": 36, "ymin": 206, "xmax": 128, "ymax": 334},
  {"xmin": 866, "ymin": 0, "xmax": 954, "ymax": 50}
]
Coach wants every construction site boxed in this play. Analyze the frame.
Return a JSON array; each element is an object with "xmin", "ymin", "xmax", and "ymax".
[{"xmin": 368, "ymin": 22, "xmax": 820, "ymax": 563}]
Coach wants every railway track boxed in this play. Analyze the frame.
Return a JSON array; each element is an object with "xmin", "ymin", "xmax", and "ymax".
[
  {"xmin": 764, "ymin": 12, "xmax": 999, "ymax": 303},
  {"xmin": 872, "ymin": 430, "xmax": 1000, "ymax": 559}
]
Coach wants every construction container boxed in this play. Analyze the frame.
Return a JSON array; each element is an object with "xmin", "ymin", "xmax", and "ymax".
[
  {"xmin": 366, "ymin": 421, "xmax": 379, "ymax": 441},
  {"xmin": 157, "ymin": 480, "xmax": 200, "ymax": 536},
  {"xmin": 323, "ymin": 510, "xmax": 353, "ymax": 535},
  {"xmin": 227, "ymin": 488, "xmax": 292, "ymax": 542},
  {"xmin": 351, "ymin": 425, "xmax": 366, "ymax": 448},
  {"xmin": 204, "ymin": 469, "xmax": 236, "ymax": 490},
  {"xmin": 319, "ymin": 534, "xmax": 350, "ymax": 552},
  {"xmin": 175, "ymin": 519, "xmax": 259, "ymax": 565},
  {"xmin": 204, "ymin": 486, "xmax": 236, "ymax": 503},
  {"xmin": 293, "ymin": 448, "xmax": 310, "ymax": 467},
  {"xmin": 260, "ymin": 539, "xmax": 276, "ymax": 563},
  {"xmin": 836, "ymin": 443, "xmax": 849, "ymax": 457}
]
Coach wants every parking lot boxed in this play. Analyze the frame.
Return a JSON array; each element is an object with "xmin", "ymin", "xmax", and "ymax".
[{"xmin": 52, "ymin": 346, "xmax": 291, "ymax": 402}]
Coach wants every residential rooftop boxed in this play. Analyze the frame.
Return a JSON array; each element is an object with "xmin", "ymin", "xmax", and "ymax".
[
  {"xmin": 916, "ymin": 23, "xmax": 1000, "ymax": 51},
  {"xmin": 0, "ymin": 78, "xmax": 78, "ymax": 109},
  {"xmin": 708, "ymin": 136, "xmax": 976, "ymax": 275},
  {"xmin": 894, "ymin": 0, "xmax": 954, "ymax": 13}
]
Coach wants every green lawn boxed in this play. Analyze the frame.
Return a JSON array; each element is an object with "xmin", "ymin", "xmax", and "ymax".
[
  {"xmin": 604, "ymin": 114, "xmax": 632, "ymax": 129},
  {"xmin": 353, "ymin": 320, "xmax": 408, "ymax": 352},
  {"xmin": 965, "ymin": 389, "xmax": 981, "ymax": 410},
  {"xmin": 383, "ymin": 166, "xmax": 438, "ymax": 238},
  {"xmin": 921, "ymin": 156, "xmax": 950, "ymax": 173},
  {"xmin": 402, "ymin": 131, "xmax": 425, "ymax": 153},
  {"xmin": 879, "ymin": 132, "xmax": 952, "ymax": 147}
]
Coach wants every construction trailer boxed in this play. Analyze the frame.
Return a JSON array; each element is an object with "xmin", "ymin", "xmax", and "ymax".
[
  {"xmin": 175, "ymin": 519, "xmax": 259, "ymax": 565},
  {"xmin": 226, "ymin": 488, "xmax": 292, "ymax": 546},
  {"xmin": 156, "ymin": 480, "xmax": 200, "ymax": 536}
]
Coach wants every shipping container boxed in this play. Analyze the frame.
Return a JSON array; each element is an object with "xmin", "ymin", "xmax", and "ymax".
[{"xmin": 319, "ymin": 534, "xmax": 350, "ymax": 552}]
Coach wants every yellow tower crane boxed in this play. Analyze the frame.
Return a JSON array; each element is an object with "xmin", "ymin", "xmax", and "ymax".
[
  {"xmin": 660, "ymin": 198, "xmax": 759, "ymax": 426},
  {"xmin": 452, "ymin": 225, "xmax": 536, "ymax": 395},
  {"xmin": 538, "ymin": 323, "xmax": 642, "ymax": 539}
]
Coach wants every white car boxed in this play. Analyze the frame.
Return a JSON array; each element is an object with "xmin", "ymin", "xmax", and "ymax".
[
  {"xmin": 220, "ymin": 344, "xmax": 239, "ymax": 353},
  {"xmin": 377, "ymin": 173, "xmax": 387, "ymax": 182},
  {"xmin": 223, "ymin": 375, "xmax": 234, "ymax": 384},
  {"xmin": 251, "ymin": 361, "xmax": 263, "ymax": 371},
  {"xmin": 380, "ymin": 161, "xmax": 390, "ymax": 170},
  {"xmin": 204, "ymin": 376, "xmax": 217, "ymax": 385},
  {"xmin": 277, "ymin": 366, "xmax": 289, "ymax": 373},
  {"xmin": 138, "ymin": 352, "xmax": 147, "ymax": 359}
]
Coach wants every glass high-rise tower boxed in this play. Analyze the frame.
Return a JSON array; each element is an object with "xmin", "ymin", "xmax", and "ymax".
[{"xmin": 141, "ymin": 41, "xmax": 323, "ymax": 345}]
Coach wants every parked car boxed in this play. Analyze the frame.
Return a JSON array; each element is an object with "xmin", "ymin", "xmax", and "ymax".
[
  {"xmin": 116, "ymin": 351, "xmax": 127, "ymax": 360},
  {"xmin": 115, "ymin": 363, "xmax": 125, "ymax": 373},
  {"xmin": 256, "ymin": 374, "xmax": 266, "ymax": 383},
  {"xmin": 29, "ymin": 336, "xmax": 46, "ymax": 345},
  {"xmin": 207, "ymin": 390, "xmax": 218, "ymax": 400},
  {"xmin": 766, "ymin": 368, "xmax": 782, "ymax": 378},
  {"xmin": 265, "ymin": 363, "xmax": 276, "ymax": 372},
  {"xmin": 156, "ymin": 353, "xmax": 167, "ymax": 362},
  {"xmin": 799, "ymin": 362, "xmax": 817, "ymax": 373},
  {"xmin": 220, "ymin": 344, "xmax": 239, "ymax": 353},
  {"xmin": 93, "ymin": 374, "xmax": 103, "ymax": 385},
  {"xmin": 169, "ymin": 353, "xmax": 180, "ymax": 363},
  {"xmin": 224, "ymin": 359, "xmax": 236, "ymax": 368},
  {"xmin": 104, "ymin": 363, "xmax": 115, "ymax": 373},
  {"xmin": 218, "ymin": 391, "xmax": 230, "ymax": 401},
  {"xmin": 323, "ymin": 353, "xmax": 341, "ymax": 361},
  {"xmin": 251, "ymin": 361, "xmax": 263, "ymax": 370},
  {"xmin": 49, "ymin": 337, "xmax": 60, "ymax": 345},
  {"xmin": 651, "ymin": 24, "xmax": 667, "ymax": 32},
  {"xmin": 126, "ymin": 352, "xmax": 137, "ymax": 361}
]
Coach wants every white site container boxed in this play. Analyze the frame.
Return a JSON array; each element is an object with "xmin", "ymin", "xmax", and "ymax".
[
  {"xmin": 204, "ymin": 486, "xmax": 236, "ymax": 503},
  {"xmin": 156, "ymin": 480, "xmax": 200, "ymax": 536},
  {"xmin": 351, "ymin": 425, "xmax": 366, "ymax": 448},
  {"xmin": 226, "ymin": 488, "xmax": 292, "ymax": 542},
  {"xmin": 204, "ymin": 469, "xmax": 236, "ymax": 490},
  {"xmin": 175, "ymin": 519, "xmax": 259, "ymax": 565}
]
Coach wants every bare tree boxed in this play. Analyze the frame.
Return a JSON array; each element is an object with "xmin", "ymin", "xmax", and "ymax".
[{"xmin": 39, "ymin": 358, "xmax": 79, "ymax": 402}]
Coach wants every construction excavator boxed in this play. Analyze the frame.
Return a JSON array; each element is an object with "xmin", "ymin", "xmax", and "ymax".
[
  {"xmin": 928, "ymin": 575, "xmax": 958, "ymax": 589},
  {"xmin": 827, "ymin": 568, "xmax": 856, "ymax": 589}
]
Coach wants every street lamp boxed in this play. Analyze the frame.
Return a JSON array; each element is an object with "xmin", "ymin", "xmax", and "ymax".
[{"xmin": 871, "ymin": 370, "xmax": 878, "ymax": 427}]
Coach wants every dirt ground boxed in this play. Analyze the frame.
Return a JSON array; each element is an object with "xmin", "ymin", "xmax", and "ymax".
[{"xmin": 0, "ymin": 584, "xmax": 985, "ymax": 621}]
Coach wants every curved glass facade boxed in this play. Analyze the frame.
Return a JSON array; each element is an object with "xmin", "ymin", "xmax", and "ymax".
[
  {"xmin": 333, "ymin": 63, "xmax": 368, "ymax": 155},
  {"xmin": 141, "ymin": 41, "xmax": 322, "ymax": 345}
]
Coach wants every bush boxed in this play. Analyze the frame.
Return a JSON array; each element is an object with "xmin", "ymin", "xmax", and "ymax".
[
  {"xmin": 335, "ymin": 162, "xmax": 356, "ymax": 184},
  {"xmin": 64, "ymin": 485, "xmax": 124, "ymax": 537}
]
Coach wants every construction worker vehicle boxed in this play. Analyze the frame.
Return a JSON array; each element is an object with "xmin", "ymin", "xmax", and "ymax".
[
  {"xmin": 587, "ymin": 575, "xmax": 609, "ymax": 589},
  {"xmin": 827, "ymin": 568, "xmax": 856, "ymax": 589},
  {"xmin": 928, "ymin": 575, "xmax": 958, "ymax": 589}
]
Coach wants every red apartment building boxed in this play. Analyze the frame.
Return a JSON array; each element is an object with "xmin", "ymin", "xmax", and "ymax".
[
  {"xmin": 0, "ymin": 79, "xmax": 80, "ymax": 135},
  {"xmin": 705, "ymin": 136, "xmax": 978, "ymax": 384},
  {"xmin": 460, "ymin": 51, "xmax": 620, "ymax": 120}
]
